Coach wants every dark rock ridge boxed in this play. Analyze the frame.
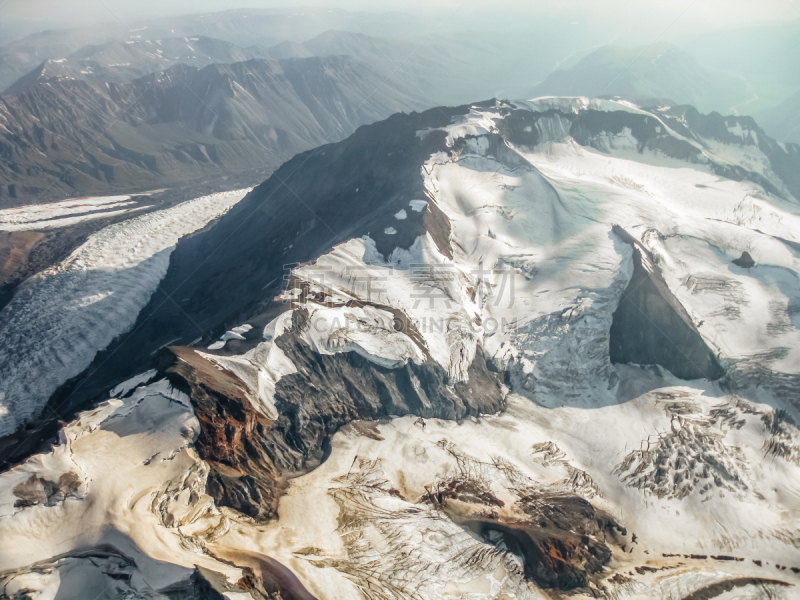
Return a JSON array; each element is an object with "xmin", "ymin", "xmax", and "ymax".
[
  {"xmin": 460, "ymin": 512, "xmax": 615, "ymax": 590},
  {"xmin": 609, "ymin": 225, "xmax": 724, "ymax": 380},
  {"xmin": 35, "ymin": 103, "xmax": 483, "ymax": 437},
  {"xmin": 168, "ymin": 308, "xmax": 505, "ymax": 520},
  {"xmin": 681, "ymin": 577, "xmax": 791, "ymax": 600}
]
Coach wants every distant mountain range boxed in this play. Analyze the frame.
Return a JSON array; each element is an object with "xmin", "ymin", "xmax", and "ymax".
[
  {"xmin": 529, "ymin": 43, "xmax": 750, "ymax": 113},
  {"xmin": 0, "ymin": 24, "xmax": 572, "ymax": 204},
  {"xmin": 684, "ymin": 19, "xmax": 800, "ymax": 113},
  {"xmin": 0, "ymin": 8, "xmax": 423, "ymax": 91},
  {"xmin": 0, "ymin": 55, "xmax": 424, "ymax": 203},
  {"xmin": 759, "ymin": 88, "xmax": 800, "ymax": 144},
  {"xmin": 5, "ymin": 36, "xmax": 271, "ymax": 94}
]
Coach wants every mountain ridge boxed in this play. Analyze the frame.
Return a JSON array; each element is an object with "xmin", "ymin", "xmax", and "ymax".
[
  {"xmin": 0, "ymin": 54, "xmax": 425, "ymax": 204},
  {"xmin": 529, "ymin": 43, "xmax": 751, "ymax": 114}
]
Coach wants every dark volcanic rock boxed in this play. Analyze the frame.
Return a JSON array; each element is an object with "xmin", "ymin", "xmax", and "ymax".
[
  {"xmin": 461, "ymin": 514, "xmax": 614, "ymax": 590},
  {"xmin": 12, "ymin": 471, "xmax": 81, "ymax": 507},
  {"xmin": 168, "ymin": 308, "xmax": 505, "ymax": 520},
  {"xmin": 428, "ymin": 449, "xmax": 624, "ymax": 591},
  {"xmin": 610, "ymin": 225, "xmax": 724, "ymax": 380},
  {"xmin": 732, "ymin": 251, "xmax": 755, "ymax": 268}
]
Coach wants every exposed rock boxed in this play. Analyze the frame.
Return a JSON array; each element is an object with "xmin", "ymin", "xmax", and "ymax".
[
  {"xmin": 13, "ymin": 471, "xmax": 81, "ymax": 508},
  {"xmin": 609, "ymin": 225, "xmax": 724, "ymax": 380},
  {"xmin": 41, "ymin": 103, "xmax": 477, "ymax": 423},
  {"xmin": 426, "ymin": 442, "xmax": 625, "ymax": 591},
  {"xmin": 732, "ymin": 251, "xmax": 756, "ymax": 268},
  {"xmin": 168, "ymin": 308, "xmax": 505, "ymax": 520}
]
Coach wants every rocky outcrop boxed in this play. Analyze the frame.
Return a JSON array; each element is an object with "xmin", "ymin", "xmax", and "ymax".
[
  {"xmin": 609, "ymin": 225, "xmax": 724, "ymax": 380},
  {"xmin": 732, "ymin": 251, "xmax": 755, "ymax": 268},
  {"xmin": 458, "ymin": 511, "xmax": 616, "ymax": 590},
  {"xmin": 425, "ymin": 442, "xmax": 626, "ymax": 591},
  {"xmin": 168, "ymin": 308, "xmax": 505, "ymax": 521},
  {"xmin": 12, "ymin": 471, "xmax": 81, "ymax": 508}
]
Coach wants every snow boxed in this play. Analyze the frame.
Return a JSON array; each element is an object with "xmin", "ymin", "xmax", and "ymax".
[
  {"xmin": 384, "ymin": 226, "xmax": 397, "ymax": 234},
  {"xmin": 409, "ymin": 199, "xmax": 428, "ymax": 212},
  {"xmin": 0, "ymin": 377, "xmax": 246, "ymax": 595},
  {"xmin": 429, "ymin": 106, "xmax": 799, "ymax": 398},
  {"xmin": 197, "ymin": 313, "xmax": 297, "ymax": 420},
  {"xmin": 394, "ymin": 209, "xmax": 407, "ymax": 220},
  {"xmin": 0, "ymin": 195, "xmax": 138, "ymax": 231},
  {"xmin": 0, "ymin": 189, "xmax": 251, "ymax": 437},
  {"xmin": 298, "ymin": 303, "xmax": 426, "ymax": 369},
  {"xmin": 108, "ymin": 369, "xmax": 158, "ymax": 398},
  {"xmin": 727, "ymin": 122, "xmax": 746, "ymax": 140},
  {"xmin": 524, "ymin": 96, "xmax": 645, "ymax": 116},
  {"xmin": 207, "ymin": 324, "xmax": 253, "ymax": 349},
  {"xmin": 5, "ymin": 378, "xmax": 795, "ymax": 598}
]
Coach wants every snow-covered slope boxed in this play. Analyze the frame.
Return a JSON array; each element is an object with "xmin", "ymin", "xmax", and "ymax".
[{"xmin": 1, "ymin": 99, "xmax": 799, "ymax": 599}]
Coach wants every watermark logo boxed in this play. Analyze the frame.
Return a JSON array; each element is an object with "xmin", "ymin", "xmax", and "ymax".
[{"xmin": 280, "ymin": 261, "xmax": 519, "ymax": 309}]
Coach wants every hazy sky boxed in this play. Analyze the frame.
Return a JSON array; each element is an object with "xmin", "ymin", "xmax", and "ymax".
[{"xmin": 2, "ymin": 0, "xmax": 797, "ymax": 39}]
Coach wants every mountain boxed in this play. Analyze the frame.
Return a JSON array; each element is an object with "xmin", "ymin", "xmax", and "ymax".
[
  {"xmin": 0, "ymin": 8, "xmax": 422, "ymax": 92},
  {"xmin": 529, "ymin": 43, "xmax": 750, "ymax": 113},
  {"xmin": 0, "ymin": 55, "xmax": 425, "ymax": 203},
  {"xmin": 0, "ymin": 27, "xmax": 581, "ymax": 205},
  {"xmin": 1, "ymin": 97, "xmax": 799, "ymax": 598},
  {"xmin": 5, "ymin": 37, "xmax": 270, "ymax": 94},
  {"xmin": 0, "ymin": 26, "xmax": 126, "ymax": 92},
  {"xmin": 264, "ymin": 29, "xmax": 573, "ymax": 106},
  {"xmin": 758, "ymin": 88, "xmax": 800, "ymax": 144},
  {"xmin": 684, "ymin": 19, "xmax": 800, "ymax": 113}
]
